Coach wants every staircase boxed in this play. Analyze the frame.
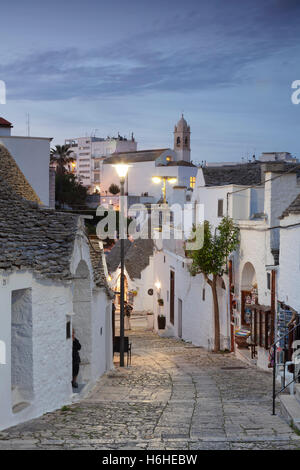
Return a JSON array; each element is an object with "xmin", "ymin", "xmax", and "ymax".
[{"xmin": 280, "ymin": 384, "xmax": 300, "ymax": 431}]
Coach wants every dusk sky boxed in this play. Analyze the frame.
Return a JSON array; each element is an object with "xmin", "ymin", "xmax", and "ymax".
[{"xmin": 1, "ymin": 0, "xmax": 300, "ymax": 164}]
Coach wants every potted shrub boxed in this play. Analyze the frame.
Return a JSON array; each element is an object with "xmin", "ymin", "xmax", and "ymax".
[{"xmin": 158, "ymin": 314, "xmax": 166, "ymax": 330}]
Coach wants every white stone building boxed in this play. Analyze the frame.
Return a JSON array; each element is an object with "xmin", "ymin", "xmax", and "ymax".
[
  {"xmin": 0, "ymin": 145, "xmax": 114, "ymax": 431},
  {"xmin": 106, "ymin": 238, "xmax": 155, "ymax": 313},
  {"xmin": 101, "ymin": 116, "xmax": 197, "ymax": 205},
  {"xmin": 147, "ymin": 159, "xmax": 300, "ymax": 369},
  {"xmin": 65, "ymin": 134, "xmax": 137, "ymax": 192},
  {"xmin": 0, "ymin": 117, "xmax": 52, "ymax": 206},
  {"xmin": 278, "ymin": 193, "xmax": 300, "ymax": 314}
]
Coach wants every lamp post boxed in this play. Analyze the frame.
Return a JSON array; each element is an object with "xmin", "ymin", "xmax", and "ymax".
[
  {"xmin": 114, "ymin": 163, "xmax": 129, "ymax": 367},
  {"xmin": 152, "ymin": 176, "xmax": 177, "ymax": 203}
]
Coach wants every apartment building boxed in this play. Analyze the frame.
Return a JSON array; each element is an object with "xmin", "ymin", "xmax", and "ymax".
[{"xmin": 65, "ymin": 134, "xmax": 137, "ymax": 192}]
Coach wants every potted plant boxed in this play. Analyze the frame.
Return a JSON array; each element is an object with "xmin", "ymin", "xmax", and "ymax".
[
  {"xmin": 158, "ymin": 314, "xmax": 166, "ymax": 330},
  {"xmin": 157, "ymin": 298, "xmax": 164, "ymax": 306}
]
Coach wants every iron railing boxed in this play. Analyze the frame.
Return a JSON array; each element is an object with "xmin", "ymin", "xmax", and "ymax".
[{"xmin": 271, "ymin": 320, "xmax": 300, "ymax": 415}]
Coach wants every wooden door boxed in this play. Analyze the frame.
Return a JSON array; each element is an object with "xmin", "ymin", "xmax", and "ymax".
[
  {"xmin": 170, "ymin": 270, "xmax": 175, "ymax": 325},
  {"xmin": 178, "ymin": 298, "xmax": 183, "ymax": 338}
]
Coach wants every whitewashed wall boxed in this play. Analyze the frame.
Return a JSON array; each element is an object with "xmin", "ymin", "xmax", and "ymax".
[
  {"xmin": 0, "ymin": 271, "xmax": 73, "ymax": 431},
  {"xmin": 130, "ymin": 255, "xmax": 155, "ymax": 312},
  {"xmin": 0, "ymin": 231, "xmax": 112, "ymax": 431},
  {"xmin": 152, "ymin": 248, "xmax": 230, "ymax": 349},
  {"xmin": 101, "ymin": 160, "xmax": 197, "ymax": 203},
  {"xmin": 278, "ymin": 213, "xmax": 300, "ymax": 312},
  {"xmin": 109, "ymin": 259, "xmax": 155, "ymax": 313},
  {"xmin": 91, "ymin": 288, "xmax": 113, "ymax": 380}
]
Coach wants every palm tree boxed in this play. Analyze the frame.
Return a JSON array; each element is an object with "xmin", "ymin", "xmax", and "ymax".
[{"xmin": 50, "ymin": 145, "xmax": 74, "ymax": 174}]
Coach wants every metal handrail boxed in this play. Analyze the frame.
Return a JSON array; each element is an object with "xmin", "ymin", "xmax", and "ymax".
[
  {"xmin": 272, "ymin": 320, "xmax": 300, "ymax": 415},
  {"xmin": 271, "ymin": 321, "xmax": 300, "ymax": 350}
]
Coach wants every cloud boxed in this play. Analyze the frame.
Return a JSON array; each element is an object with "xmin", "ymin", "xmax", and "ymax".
[{"xmin": 1, "ymin": 0, "xmax": 300, "ymax": 101}]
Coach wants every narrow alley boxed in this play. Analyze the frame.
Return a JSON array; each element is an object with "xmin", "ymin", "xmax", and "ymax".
[{"xmin": 0, "ymin": 313, "xmax": 299, "ymax": 450}]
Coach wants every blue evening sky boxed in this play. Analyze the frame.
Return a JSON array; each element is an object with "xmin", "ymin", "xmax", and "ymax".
[{"xmin": 1, "ymin": 0, "xmax": 300, "ymax": 164}]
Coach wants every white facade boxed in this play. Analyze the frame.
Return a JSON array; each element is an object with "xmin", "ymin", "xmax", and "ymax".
[
  {"xmin": 152, "ymin": 241, "xmax": 229, "ymax": 349},
  {"xmin": 66, "ymin": 135, "xmax": 137, "ymax": 191},
  {"xmin": 278, "ymin": 212, "xmax": 300, "ymax": 313},
  {"xmin": 0, "ymin": 136, "xmax": 51, "ymax": 206},
  {"xmin": 138, "ymin": 161, "xmax": 300, "ymax": 369},
  {"xmin": 0, "ymin": 231, "xmax": 113, "ymax": 431},
  {"xmin": 102, "ymin": 158, "xmax": 197, "ymax": 204}
]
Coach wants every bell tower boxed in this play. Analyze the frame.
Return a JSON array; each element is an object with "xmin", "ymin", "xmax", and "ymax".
[{"xmin": 173, "ymin": 114, "xmax": 190, "ymax": 162}]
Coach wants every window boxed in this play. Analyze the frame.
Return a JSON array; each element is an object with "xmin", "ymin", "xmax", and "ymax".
[
  {"xmin": 202, "ymin": 288, "xmax": 205, "ymax": 301},
  {"xmin": 185, "ymin": 136, "xmax": 188, "ymax": 146},
  {"xmin": 176, "ymin": 136, "xmax": 181, "ymax": 147},
  {"xmin": 190, "ymin": 176, "xmax": 196, "ymax": 189},
  {"xmin": 218, "ymin": 199, "xmax": 224, "ymax": 217}
]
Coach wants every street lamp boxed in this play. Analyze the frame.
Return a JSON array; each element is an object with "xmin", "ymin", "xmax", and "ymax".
[
  {"xmin": 113, "ymin": 163, "xmax": 129, "ymax": 367},
  {"xmin": 152, "ymin": 176, "xmax": 177, "ymax": 203}
]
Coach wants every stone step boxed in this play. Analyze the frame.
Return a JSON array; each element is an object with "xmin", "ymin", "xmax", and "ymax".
[{"xmin": 280, "ymin": 394, "xmax": 300, "ymax": 431}]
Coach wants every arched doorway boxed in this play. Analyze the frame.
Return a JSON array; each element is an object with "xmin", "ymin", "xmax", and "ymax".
[
  {"xmin": 241, "ymin": 262, "xmax": 258, "ymax": 327},
  {"xmin": 72, "ymin": 260, "xmax": 92, "ymax": 384}
]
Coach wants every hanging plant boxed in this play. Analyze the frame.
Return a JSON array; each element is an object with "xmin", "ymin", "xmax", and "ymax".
[{"xmin": 158, "ymin": 298, "xmax": 164, "ymax": 306}]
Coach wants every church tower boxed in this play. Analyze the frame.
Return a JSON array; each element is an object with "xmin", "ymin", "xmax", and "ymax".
[{"xmin": 173, "ymin": 114, "xmax": 190, "ymax": 162}]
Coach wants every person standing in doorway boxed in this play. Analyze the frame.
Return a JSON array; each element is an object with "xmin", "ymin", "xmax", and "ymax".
[{"xmin": 72, "ymin": 329, "xmax": 81, "ymax": 388}]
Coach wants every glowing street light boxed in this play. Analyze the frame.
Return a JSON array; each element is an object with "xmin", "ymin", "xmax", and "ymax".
[
  {"xmin": 154, "ymin": 280, "xmax": 161, "ymax": 290},
  {"xmin": 151, "ymin": 176, "xmax": 178, "ymax": 203},
  {"xmin": 114, "ymin": 163, "xmax": 130, "ymax": 180},
  {"xmin": 113, "ymin": 163, "xmax": 130, "ymax": 367}
]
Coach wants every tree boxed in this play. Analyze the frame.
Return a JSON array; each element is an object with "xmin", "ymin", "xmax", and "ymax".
[
  {"xmin": 50, "ymin": 145, "xmax": 74, "ymax": 174},
  {"xmin": 185, "ymin": 217, "xmax": 239, "ymax": 352},
  {"xmin": 55, "ymin": 173, "xmax": 88, "ymax": 209},
  {"xmin": 108, "ymin": 183, "xmax": 120, "ymax": 195}
]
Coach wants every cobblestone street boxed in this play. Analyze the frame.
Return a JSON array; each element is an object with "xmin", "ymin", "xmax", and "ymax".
[{"xmin": 1, "ymin": 314, "xmax": 300, "ymax": 450}]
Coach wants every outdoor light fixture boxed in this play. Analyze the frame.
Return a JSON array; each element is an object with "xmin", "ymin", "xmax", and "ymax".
[
  {"xmin": 168, "ymin": 178, "xmax": 177, "ymax": 185},
  {"xmin": 113, "ymin": 162, "xmax": 130, "ymax": 367},
  {"xmin": 114, "ymin": 163, "xmax": 130, "ymax": 180},
  {"xmin": 152, "ymin": 176, "xmax": 162, "ymax": 184},
  {"xmin": 155, "ymin": 281, "xmax": 161, "ymax": 290},
  {"xmin": 151, "ymin": 176, "xmax": 178, "ymax": 203}
]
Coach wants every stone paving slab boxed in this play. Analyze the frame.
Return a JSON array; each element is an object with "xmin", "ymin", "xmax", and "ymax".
[{"xmin": 1, "ymin": 319, "xmax": 300, "ymax": 450}]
